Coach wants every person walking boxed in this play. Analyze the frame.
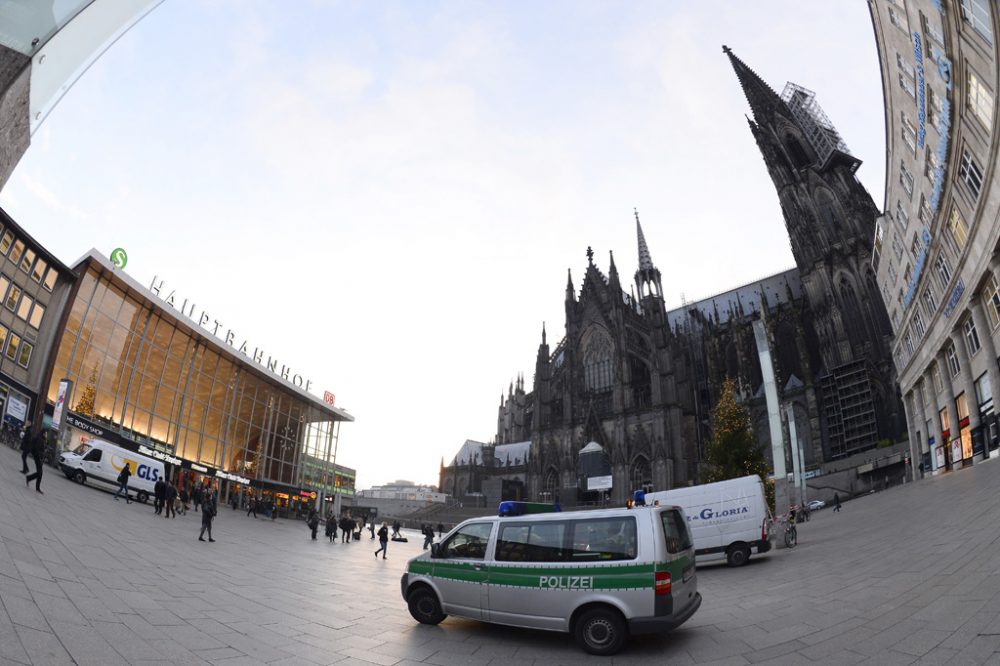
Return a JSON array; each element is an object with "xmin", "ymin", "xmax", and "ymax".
[
  {"xmin": 114, "ymin": 463, "xmax": 132, "ymax": 503},
  {"xmin": 325, "ymin": 512, "xmax": 336, "ymax": 542},
  {"xmin": 833, "ymin": 492, "xmax": 842, "ymax": 512},
  {"xmin": 19, "ymin": 423, "xmax": 33, "ymax": 474},
  {"xmin": 307, "ymin": 508, "xmax": 320, "ymax": 540},
  {"xmin": 192, "ymin": 484, "xmax": 202, "ymax": 513},
  {"xmin": 164, "ymin": 483, "xmax": 178, "ymax": 518},
  {"xmin": 339, "ymin": 515, "xmax": 351, "ymax": 543},
  {"xmin": 24, "ymin": 429, "xmax": 45, "ymax": 494},
  {"xmin": 368, "ymin": 516, "xmax": 376, "ymax": 540},
  {"xmin": 179, "ymin": 486, "xmax": 189, "ymax": 514},
  {"xmin": 391, "ymin": 520, "xmax": 401, "ymax": 539},
  {"xmin": 153, "ymin": 478, "xmax": 166, "ymax": 515},
  {"xmin": 199, "ymin": 485, "xmax": 217, "ymax": 542},
  {"xmin": 437, "ymin": 523, "xmax": 444, "ymax": 538},
  {"xmin": 374, "ymin": 522, "xmax": 389, "ymax": 559},
  {"xmin": 247, "ymin": 496, "xmax": 257, "ymax": 518},
  {"xmin": 422, "ymin": 524, "xmax": 434, "ymax": 550}
]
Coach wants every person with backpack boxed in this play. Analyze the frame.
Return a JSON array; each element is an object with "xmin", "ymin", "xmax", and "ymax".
[
  {"xmin": 374, "ymin": 522, "xmax": 389, "ymax": 559},
  {"xmin": 199, "ymin": 484, "xmax": 217, "ymax": 542},
  {"xmin": 19, "ymin": 423, "xmax": 33, "ymax": 474},
  {"xmin": 114, "ymin": 463, "xmax": 132, "ymax": 503},
  {"xmin": 153, "ymin": 478, "xmax": 166, "ymax": 515},
  {"xmin": 422, "ymin": 524, "xmax": 435, "ymax": 550},
  {"xmin": 325, "ymin": 511, "xmax": 337, "ymax": 542},
  {"xmin": 307, "ymin": 509, "xmax": 320, "ymax": 540}
]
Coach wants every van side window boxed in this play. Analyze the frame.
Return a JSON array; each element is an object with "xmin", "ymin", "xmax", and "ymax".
[
  {"xmin": 440, "ymin": 522, "xmax": 492, "ymax": 560},
  {"xmin": 83, "ymin": 449, "xmax": 102, "ymax": 462},
  {"xmin": 660, "ymin": 509, "xmax": 692, "ymax": 554},
  {"xmin": 568, "ymin": 517, "xmax": 638, "ymax": 561},
  {"xmin": 497, "ymin": 522, "xmax": 567, "ymax": 562}
]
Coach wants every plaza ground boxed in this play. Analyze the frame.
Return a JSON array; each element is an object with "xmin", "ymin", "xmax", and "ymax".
[{"xmin": 1, "ymin": 445, "xmax": 999, "ymax": 665}]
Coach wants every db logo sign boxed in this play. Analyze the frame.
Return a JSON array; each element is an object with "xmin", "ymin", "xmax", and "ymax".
[{"xmin": 323, "ymin": 391, "xmax": 335, "ymax": 405}]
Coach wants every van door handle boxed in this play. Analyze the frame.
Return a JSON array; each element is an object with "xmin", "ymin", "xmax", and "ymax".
[{"xmin": 473, "ymin": 564, "xmax": 484, "ymax": 571}]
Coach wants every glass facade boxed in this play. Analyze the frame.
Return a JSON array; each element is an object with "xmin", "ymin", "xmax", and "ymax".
[{"xmin": 47, "ymin": 260, "xmax": 351, "ymax": 497}]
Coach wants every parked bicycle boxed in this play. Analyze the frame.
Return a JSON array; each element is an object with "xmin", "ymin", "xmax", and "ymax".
[{"xmin": 774, "ymin": 512, "xmax": 797, "ymax": 548}]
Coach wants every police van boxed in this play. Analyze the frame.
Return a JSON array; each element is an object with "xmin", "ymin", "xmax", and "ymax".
[
  {"xmin": 400, "ymin": 501, "xmax": 701, "ymax": 655},
  {"xmin": 59, "ymin": 440, "xmax": 164, "ymax": 503}
]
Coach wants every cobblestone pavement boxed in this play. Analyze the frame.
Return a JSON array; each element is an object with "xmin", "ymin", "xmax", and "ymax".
[{"xmin": 1, "ymin": 445, "xmax": 1000, "ymax": 665}]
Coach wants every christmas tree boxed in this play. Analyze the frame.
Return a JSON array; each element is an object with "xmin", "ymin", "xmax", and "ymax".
[
  {"xmin": 703, "ymin": 377, "xmax": 774, "ymax": 510},
  {"xmin": 75, "ymin": 365, "xmax": 97, "ymax": 416}
]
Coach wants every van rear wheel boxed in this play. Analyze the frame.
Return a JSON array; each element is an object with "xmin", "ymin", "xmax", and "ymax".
[
  {"xmin": 726, "ymin": 544, "xmax": 751, "ymax": 567},
  {"xmin": 137, "ymin": 491, "xmax": 149, "ymax": 504},
  {"xmin": 407, "ymin": 587, "xmax": 446, "ymax": 625},
  {"xmin": 73, "ymin": 469, "xmax": 86, "ymax": 484},
  {"xmin": 574, "ymin": 607, "xmax": 627, "ymax": 656}
]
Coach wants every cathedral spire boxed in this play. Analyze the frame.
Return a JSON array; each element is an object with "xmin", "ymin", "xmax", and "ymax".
[
  {"xmin": 608, "ymin": 250, "xmax": 620, "ymax": 286},
  {"xmin": 723, "ymin": 45, "xmax": 784, "ymax": 123},
  {"xmin": 566, "ymin": 268, "xmax": 576, "ymax": 302},
  {"xmin": 541, "ymin": 321, "xmax": 547, "ymax": 345},
  {"xmin": 635, "ymin": 208, "xmax": 654, "ymax": 271}
]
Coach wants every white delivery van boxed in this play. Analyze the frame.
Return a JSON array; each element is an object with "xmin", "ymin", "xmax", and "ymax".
[
  {"xmin": 59, "ymin": 440, "xmax": 165, "ymax": 503},
  {"xmin": 645, "ymin": 475, "xmax": 771, "ymax": 567},
  {"xmin": 401, "ymin": 501, "xmax": 701, "ymax": 656}
]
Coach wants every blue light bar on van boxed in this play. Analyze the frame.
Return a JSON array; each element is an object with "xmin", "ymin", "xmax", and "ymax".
[
  {"xmin": 498, "ymin": 501, "xmax": 561, "ymax": 517},
  {"xmin": 633, "ymin": 490, "xmax": 646, "ymax": 506}
]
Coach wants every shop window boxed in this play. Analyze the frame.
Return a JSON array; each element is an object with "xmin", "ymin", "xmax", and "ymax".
[
  {"xmin": 984, "ymin": 273, "xmax": 1000, "ymax": 328},
  {"xmin": 16, "ymin": 294, "xmax": 32, "ymax": 321},
  {"xmin": 17, "ymin": 341, "xmax": 32, "ymax": 369},
  {"xmin": 28, "ymin": 302, "xmax": 44, "ymax": 329},
  {"xmin": 4, "ymin": 284, "xmax": 21, "ymax": 311},
  {"xmin": 42, "ymin": 267, "xmax": 56, "ymax": 291},
  {"xmin": 9, "ymin": 240, "xmax": 24, "ymax": 265},
  {"xmin": 31, "ymin": 258, "xmax": 45, "ymax": 283},
  {"xmin": 0, "ymin": 231, "xmax": 12, "ymax": 255},
  {"xmin": 975, "ymin": 373, "xmax": 994, "ymax": 414},
  {"xmin": 18, "ymin": 248, "xmax": 34, "ymax": 274},
  {"xmin": 947, "ymin": 343, "xmax": 961, "ymax": 377},
  {"xmin": 6, "ymin": 333, "xmax": 20, "ymax": 363}
]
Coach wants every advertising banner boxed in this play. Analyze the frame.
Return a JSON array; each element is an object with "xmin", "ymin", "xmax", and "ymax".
[
  {"xmin": 53, "ymin": 380, "xmax": 72, "ymax": 429},
  {"xmin": 587, "ymin": 475, "xmax": 613, "ymax": 491},
  {"xmin": 4, "ymin": 394, "xmax": 27, "ymax": 424}
]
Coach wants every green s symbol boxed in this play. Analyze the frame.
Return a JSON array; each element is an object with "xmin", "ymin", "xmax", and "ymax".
[{"xmin": 111, "ymin": 248, "xmax": 128, "ymax": 269}]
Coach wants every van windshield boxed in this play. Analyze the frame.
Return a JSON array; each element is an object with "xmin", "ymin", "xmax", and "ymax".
[
  {"xmin": 660, "ymin": 509, "xmax": 693, "ymax": 554},
  {"xmin": 72, "ymin": 443, "xmax": 92, "ymax": 456}
]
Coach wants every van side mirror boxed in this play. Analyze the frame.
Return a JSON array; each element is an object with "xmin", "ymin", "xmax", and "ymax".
[{"xmin": 430, "ymin": 543, "xmax": 442, "ymax": 558}]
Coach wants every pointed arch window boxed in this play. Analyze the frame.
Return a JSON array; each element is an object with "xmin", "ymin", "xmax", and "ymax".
[
  {"xmin": 629, "ymin": 456, "xmax": 651, "ymax": 493},
  {"xmin": 785, "ymin": 134, "xmax": 810, "ymax": 169},
  {"xmin": 584, "ymin": 335, "xmax": 614, "ymax": 392}
]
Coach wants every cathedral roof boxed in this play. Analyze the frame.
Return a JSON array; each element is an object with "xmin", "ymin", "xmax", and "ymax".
[
  {"xmin": 666, "ymin": 267, "xmax": 801, "ymax": 329},
  {"xmin": 448, "ymin": 439, "xmax": 531, "ymax": 466}
]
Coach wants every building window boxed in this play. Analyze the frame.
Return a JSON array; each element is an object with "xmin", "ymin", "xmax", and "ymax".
[
  {"xmin": 18, "ymin": 248, "xmax": 34, "ymax": 274},
  {"xmin": 892, "ymin": 234, "xmax": 904, "ymax": 261},
  {"xmin": 891, "ymin": 309, "xmax": 901, "ymax": 331},
  {"xmin": 896, "ymin": 201, "xmax": 909, "ymax": 228},
  {"xmin": 927, "ymin": 87, "xmax": 944, "ymax": 129},
  {"xmin": 919, "ymin": 195, "xmax": 933, "ymax": 225},
  {"xmin": 913, "ymin": 309, "xmax": 926, "ymax": 337},
  {"xmin": 888, "ymin": 262, "xmax": 899, "ymax": 284},
  {"xmin": 31, "ymin": 258, "xmax": 46, "ymax": 284},
  {"xmin": 984, "ymin": 273, "xmax": 1000, "ymax": 328},
  {"xmin": 0, "ymin": 274, "xmax": 9, "ymax": 304},
  {"xmin": 948, "ymin": 205, "xmax": 970, "ymax": 250},
  {"xmin": 5, "ymin": 333, "xmax": 20, "ymax": 363},
  {"xmin": 923, "ymin": 286, "xmax": 938, "ymax": 317},
  {"xmin": 910, "ymin": 232, "xmax": 921, "ymax": 258},
  {"xmin": 936, "ymin": 254, "xmax": 953, "ymax": 288},
  {"xmin": 934, "ymin": 364, "xmax": 944, "ymax": 394},
  {"xmin": 975, "ymin": 372, "xmax": 993, "ymax": 413},
  {"xmin": 964, "ymin": 317, "xmax": 982, "ymax": 355},
  {"xmin": 961, "ymin": 0, "xmax": 994, "ymax": 44},
  {"xmin": 924, "ymin": 146, "xmax": 939, "ymax": 182},
  {"xmin": 903, "ymin": 263, "xmax": 913, "ymax": 285},
  {"xmin": 16, "ymin": 294, "xmax": 32, "ymax": 322},
  {"xmin": 940, "ymin": 405, "xmax": 950, "ymax": 431},
  {"xmin": 922, "ymin": 12, "xmax": 946, "ymax": 46},
  {"xmin": 902, "ymin": 113, "xmax": 917, "ymax": 153},
  {"xmin": 0, "ymin": 231, "xmax": 12, "ymax": 255},
  {"xmin": 968, "ymin": 69, "xmax": 994, "ymax": 129},
  {"xmin": 947, "ymin": 343, "xmax": 961, "ymax": 376},
  {"xmin": 904, "ymin": 330, "xmax": 915, "ymax": 354},
  {"xmin": 956, "ymin": 392, "xmax": 971, "ymax": 421},
  {"xmin": 8, "ymin": 240, "xmax": 24, "ymax": 265},
  {"xmin": 42, "ymin": 267, "xmax": 56, "ymax": 291},
  {"xmin": 959, "ymin": 149, "xmax": 984, "ymax": 201},
  {"xmin": 4, "ymin": 285, "xmax": 21, "ymax": 312},
  {"xmin": 890, "ymin": 6, "xmax": 909, "ymax": 32},
  {"xmin": 900, "ymin": 163, "xmax": 914, "ymax": 197},
  {"xmin": 584, "ymin": 335, "xmax": 614, "ymax": 392},
  {"xmin": 17, "ymin": 340, "xmax": 31, "ymax": 368},
  {"xmin": 28, "ymin": 302, "xmax": 44, "ymax": 329}
]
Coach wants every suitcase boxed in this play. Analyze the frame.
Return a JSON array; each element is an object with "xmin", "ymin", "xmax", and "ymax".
[
  {"xmin": 353, "ymin": 531, "xmax": 361, "ymax": 540},
  {"xmin": 391, "ymin": 536, "xmax": 408, "ymax": 543}
]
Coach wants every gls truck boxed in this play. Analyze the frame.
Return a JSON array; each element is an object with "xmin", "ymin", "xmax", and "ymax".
[
  {"xmin": 59, "ymin": 440, "xmax": 164, "ymax": 503},
  {"xmin": 644, "ymin": 475, "xmax": 771, "ymax": 567}
]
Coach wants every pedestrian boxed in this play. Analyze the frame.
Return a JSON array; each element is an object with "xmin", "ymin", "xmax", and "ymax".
[
  {"xmin": 164, "ymin": 483, "xmax": 177, "ymax": 518},
  {"xmin": 199, "ymin": 485, "xmax": 217, "ymax": 542},
  {"xmin": 374, "ymin": 522, "xmax": 389, "ymax": 559},
  {"xmin": 918, "ymin": 461, "xmax": 925, "ymax": 479},
  {"xmin": 307, "ymin": 508, "xmax": 320, "ymax": 540},
  {"xmin": 833, "ymin": 492, "xmax": 841, "ymax": 512},
  {"xmin": 192, "ymin": 484, "xmax": 202, "ymax": 512},
  {"xmin": 247, "ymin": 496, "xmax": 257, "ymax": 518},
  {"xmin": 179, "ymin": 486, "xmax": 189, "ymax": 514},
  {"xmin": 368, "ymin": 516, "xmax": 376, "ymax": 539},
  {"xmin": 271, "ymin": 500, "xmax": 278, "ymax": 520},
  {"xmin": 114, "ymin": 462, "xmax": 132, "ymax": 503},
  {"xmin": 19, "ymin": 422, "xmax": 32, "ymax": 474},
  {"xmin": 325, "ymin": 511, "xmax": 336, "ymax": 541},
  {"xmin": 339, "ymin": 515, "xmax": 351, "ymax": 543},
  {"xmin": 437, "ymin": 522, "xmax": 444, "ymax": 538},
  {"xmin": 24, "ymin": 429, "xmax": 45, "ymax": 494},
  {"xmin": 422, "ymin": 524, "xmax": 434, "ymax": 550},
  {"xmin": 391, "ymin": 520, "xmax": 401, "ymax": 539},
  {"xmin": 153, "ymin": 478, "xmax": 166, "ymax": 515}
]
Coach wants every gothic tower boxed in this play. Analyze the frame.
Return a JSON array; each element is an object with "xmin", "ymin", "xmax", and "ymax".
[{"xmin": 724, "ymin": 46, "xmax": 903, "ymax": 457}]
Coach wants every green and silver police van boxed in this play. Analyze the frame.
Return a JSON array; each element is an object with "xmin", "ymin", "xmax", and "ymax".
[{"xmin": 400, "ymin": 501, "xmax": 701, "ymax": 655}]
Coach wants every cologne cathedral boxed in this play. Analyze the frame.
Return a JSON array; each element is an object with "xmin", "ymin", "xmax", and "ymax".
[{"xmin": 441, "ymin": 48, "xmax": 904, "ymax": 505}]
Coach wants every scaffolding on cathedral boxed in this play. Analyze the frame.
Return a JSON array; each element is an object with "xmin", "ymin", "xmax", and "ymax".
[{"xmin": 781, "ymin": 82, "xmax": 850, "ymax": 165}]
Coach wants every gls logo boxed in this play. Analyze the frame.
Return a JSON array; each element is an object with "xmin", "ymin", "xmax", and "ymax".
[{"xmin": 137, "ymin": 464, "xmax": 160, "ymax": 482}]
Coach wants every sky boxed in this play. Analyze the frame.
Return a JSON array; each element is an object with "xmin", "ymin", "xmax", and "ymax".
[{"xmin": 0, "ymin": 1, "xmax": 887, "ymax": 491}]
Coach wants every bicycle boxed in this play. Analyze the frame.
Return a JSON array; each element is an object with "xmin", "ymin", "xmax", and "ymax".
[{"xmin": 775, "ymin": 512, "xmax": 797, "ymax": 548}]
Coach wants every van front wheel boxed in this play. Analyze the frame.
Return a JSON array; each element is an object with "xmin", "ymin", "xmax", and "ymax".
[
  {"xmin": 407, "ymin": 587, "xmax": 446, "ymax": 625},
  {"xmin": 73, "ymin": 469, "xmax": 86, "ymax": 484},
  {"xmin": 574, "ymin": 607, "xmax": 627, "ymax": 656},
  {"xmin": 726, "ymin": 544, "xmax": 751, "ymax": 567}
]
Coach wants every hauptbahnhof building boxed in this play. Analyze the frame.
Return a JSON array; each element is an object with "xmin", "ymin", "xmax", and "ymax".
[{"xmin": 0, "ymin": 214, "xmax": 357, "ymax": 516}]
